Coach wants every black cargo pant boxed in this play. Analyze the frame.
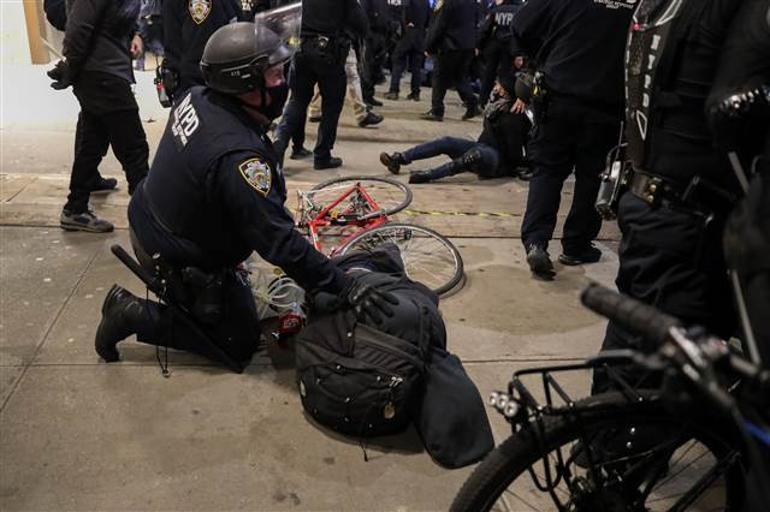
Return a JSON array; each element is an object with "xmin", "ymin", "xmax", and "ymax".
[
  {"xmin": 125, "ymin": 194, "xmax": 261, "ymax": 366},
  {"xmin": 389, "ymin": 27, "xmax": 424, "ymax": 96},
  {"xmin": 592, "ymin": 192, "xmax": 736, "ymax": 393},
  {"xmin": 430, "ymin": 49, "xmax": 477, "ymax": 117},
  {"xmin": 361, "ymin": 32, "xmax": 388, "ymax": 103},
  {"xmin": 275, "ymin": 47, "xmax": 347, "ymax": 162},
  {"xmin": 520, "ymin": 96, "xmax": 620, "ymax": 254},
  {"xmin": 66, "ymin": 72, "xmax": 149, "ymax": 213}
]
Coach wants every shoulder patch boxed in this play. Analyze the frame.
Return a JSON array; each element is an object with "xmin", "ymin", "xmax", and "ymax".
[
  {"xmin": 189, "ymin": 0, "xmax": 212, "ymax": 24},
  {"xmin": 238, "ymin": 157, "xmax": 272, "ymax": 197}
]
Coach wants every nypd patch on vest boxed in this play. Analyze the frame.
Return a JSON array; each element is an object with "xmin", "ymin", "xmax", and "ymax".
[
  {"xmin": 189, "ymin": 0, "xmax": 212, "ymax": 24},
  {"xmin": 239, "ymin": 158, "xmax": 272, "ymax": 197}
]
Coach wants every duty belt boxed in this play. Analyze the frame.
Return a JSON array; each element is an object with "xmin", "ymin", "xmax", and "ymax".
[{"xmin": 629, "ymin": 171, "xmax": 736, "ymax": 216}]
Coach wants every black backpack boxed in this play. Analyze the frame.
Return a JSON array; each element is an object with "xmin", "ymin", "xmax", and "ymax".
[
  {"xmin": 295, "ymin": 310, "xmax": 427, "ymax": 438},
  {"xmin": 44, "ymin": 0, "xmax": 67, "ymax": 31}
]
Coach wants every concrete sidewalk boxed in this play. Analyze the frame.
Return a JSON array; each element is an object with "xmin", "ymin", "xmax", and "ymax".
[{"xmin": 1, "ymin": 67, "xmax": 620, "ymax": 511}]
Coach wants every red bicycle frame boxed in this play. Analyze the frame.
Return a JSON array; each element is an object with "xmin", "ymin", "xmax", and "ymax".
[{"xmin": 298, "ymin": 182, "xmax": 390, "ymax": 255}]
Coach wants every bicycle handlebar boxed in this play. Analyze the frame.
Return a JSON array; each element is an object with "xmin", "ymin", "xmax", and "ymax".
[{"xmin": 581, "ymin": 283, "xmax": 681, "ymax": 349}]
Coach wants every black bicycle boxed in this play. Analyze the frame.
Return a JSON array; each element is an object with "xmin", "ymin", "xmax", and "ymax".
[{"xmin": 451, "ymin": 283, "xmax": 770, "ymax": 512}]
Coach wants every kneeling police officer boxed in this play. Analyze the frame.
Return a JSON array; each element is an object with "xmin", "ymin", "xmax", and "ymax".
[{"xmin": 95, "ymin": 13, "xmax": 397, "ymax": 370}]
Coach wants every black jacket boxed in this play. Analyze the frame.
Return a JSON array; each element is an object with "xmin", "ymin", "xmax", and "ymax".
[
  {"xmin": 425, "ymin": 0, "xmax": 478, "ymax": 53},
  {"xmin": 511, "ymin": 0, "xmax": 633, "ymax": 108},
  {"xmin": 163, "ymin": 0, "xmax": 257, "ymax": 94},
  {"xmin": 300, "ymin": 0, "xmax": 368, "ymax": 39},
  {"xmin": 478, "ymin": 95, "xmax": 530, "ymax": 171},
  {"xmin": 130, "ymin": 87, "xmax": 346, "ymax": 294},
  {"xmin": 63, "ymin": 0, "xmax": 141, "ymax": 83}
]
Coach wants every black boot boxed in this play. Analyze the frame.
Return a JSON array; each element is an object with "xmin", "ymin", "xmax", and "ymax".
[
  {"xmin": 95, "ymin": 285, "xmax": 160, "ymax": 362},
  {"xmin": 408, "ymin": 170, "xmax": 434, "ymax": 184},
  {"xmin": 380, "ymin": 152, "xmax": 405, "ymax": 174}
]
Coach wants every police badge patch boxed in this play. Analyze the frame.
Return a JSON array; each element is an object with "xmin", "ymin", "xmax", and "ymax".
[
  {"xmin": 239, "ymin": 158, "xmax": 272, "ymax": 197},
  {"xmin": 189, "ymin": 0, "xmax": 212, "ymax": 24}
]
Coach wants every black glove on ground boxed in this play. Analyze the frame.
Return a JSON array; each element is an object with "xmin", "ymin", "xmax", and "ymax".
[
  {"xmin": 47, "ymin": 60, "xmax": 72, "ymax": 90},
  {"xmin": 340, "ymin": 274, "xmax": 399, "ymax": 325}
]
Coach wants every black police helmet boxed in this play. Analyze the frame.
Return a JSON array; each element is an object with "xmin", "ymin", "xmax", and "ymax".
[{"xmin": 200, "ymin": 22, "xmax": 292, "ymax": 95}]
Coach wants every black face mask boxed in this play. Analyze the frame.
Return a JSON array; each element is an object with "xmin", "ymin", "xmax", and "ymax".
[{"xmin": 260, "ymin": 83, "xmax": 289, "ymax": 120}]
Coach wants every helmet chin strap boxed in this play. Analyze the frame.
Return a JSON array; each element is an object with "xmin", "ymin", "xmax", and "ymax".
[{"xmin": 239, "ymin": 93, "xmax": 271, "ymax": 126}]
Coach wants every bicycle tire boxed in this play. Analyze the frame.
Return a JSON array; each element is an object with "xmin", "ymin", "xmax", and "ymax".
[
  {"xmin": 309, "ymin": 176, "xmax": 413, "ymax": 216},
  {"xmin": 338, "ymin": 223, "xmax": 464, "ymax": 296},
  {"xmin": 451, "ymin": 391, "xmax": 742, "ymax": 512}
]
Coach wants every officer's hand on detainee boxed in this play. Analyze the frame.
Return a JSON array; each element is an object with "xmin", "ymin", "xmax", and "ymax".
[
  {"xmin": 340, "ymin": 275, "xmax": 399, "ymax": 325},
  {"xmin": 511, "ymin": 98, "xmax": 527, "ymax": 114},
  {"xmin": 130, "ymin": 34, "xmax": 144, "ymax": 60},
  {"xmin": 47, "ymin": 60, "xmax": 72, "ymax": 90}
]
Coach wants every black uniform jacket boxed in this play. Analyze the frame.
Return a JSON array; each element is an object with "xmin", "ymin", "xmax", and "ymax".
[
  {"xmin": 511, "ymin": 0, "xmax": 634, "ymax": 108},
  {"xmin": 163, "ymin": 0, "xmax": 256, "ymax": 92},
  {"xmin": 129, "ymin": 86, "xmax": 346, "ymax": 294},
  {"xmin": 63, "ymin": 0, "xmax": 141, "ymax": 83},
  {"xmin": 425, "ymin": 0, "xmax": 478, "ymax": 53}
]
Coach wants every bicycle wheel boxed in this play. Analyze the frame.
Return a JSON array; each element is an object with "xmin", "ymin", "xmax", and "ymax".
[
  {"xmin": 451, "ymin": 391, "xmax": 743, "ymax": 512},
  {"xmin": 338, "ymin": 223, "xmax": 464, "ymax": 295},
  {"xmin": 309, "ymin": 176, "xmax": 412, "ymax": 217}
]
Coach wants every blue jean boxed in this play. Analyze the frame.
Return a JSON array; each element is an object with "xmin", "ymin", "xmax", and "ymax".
[{"xmin": 402, "ymin": 136, "xmax": 499, "ymax": 179}]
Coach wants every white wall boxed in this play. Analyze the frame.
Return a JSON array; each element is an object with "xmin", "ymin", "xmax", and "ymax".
[{"xmin": 1, "ymin": 1, "xmax": 33, "ymax": 65}]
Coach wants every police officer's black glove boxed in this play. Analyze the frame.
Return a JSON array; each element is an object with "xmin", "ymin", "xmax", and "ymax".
[
  {"xmin": 47, "ymin": 60, "xmax": 72, "ymax": 90},
  {"xmin": 339, "ymin": 275, "xmax": 399, "ymax": 325}
]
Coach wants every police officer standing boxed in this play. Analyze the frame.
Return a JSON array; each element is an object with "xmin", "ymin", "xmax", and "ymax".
[
  {"xmin": 49, "ymin": 0, "xmax": 149, "ymax": 233},
  {"xmin": 360, "ymin": 0, "xmax": 390, "ymax": 106},
  {"xmin": 95, "ymin": 18, "xmax": 396, "ymax": 369},
  {"xmin": 163, "ymin": 0, "xmax": 265, "ymax": 98},
  {"xmin": 594, "ymin": 0, "xmax": 768, "ymax": 392},
  {"xmin": 513, "ymin": 0, "xmax": 633, "ymax": 279},
  {"xmin": 422, "ymin": 0, "xmax": 480, "ymax": 121},
  {"xmin": 384, "ymin": 0, "xmax": 430, "ymax": 101},
  {"xmin": 476, "ymin": 0, "xmax": 522, "ymax": 108},
  {"xmin": 273, "ymin": 0, "xmax": 368, "ymax": 169}
]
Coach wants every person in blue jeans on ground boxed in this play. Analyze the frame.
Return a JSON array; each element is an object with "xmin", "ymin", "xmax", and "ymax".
[{"xmin": 380, "ymin": 73, "xmax": 530, "ymax": 183}]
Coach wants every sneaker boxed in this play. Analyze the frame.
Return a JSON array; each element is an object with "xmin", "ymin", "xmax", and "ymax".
[
  {"xmin": 420, "ymin": 110, "xmax": 443, "ymax": 122},
  {"xmin": 60, "ymin": 209, "xmax": 114, "ymax": 233},
  {"xmin": 308, "ymin": 115, "xmax": 322, "ymax": 123},
  {"xmin": 526, "ymin": 243, "xmax": 555, "ymax": 278},
  {"xmin": 408, "ymin": 170, "xmax": 432, "ymax": 184},
  {"xmin": 406, "ymin": 91, "xmax": 420, "ymax": 101},
  {"xmin": 89, "ymin": 177, "xmax": 118, "ymax": 195},
  {"xmin": 289, "ymin": 146, "xmax": 313, "ymax": 160},
  {"xmin": 366, "ymin": 98, "xmax": 384, "ymax": 107},
  {"xmin": 559, "ymin": 244, "xmax": 602, "ymax": 266},
  {"xmin": 358, "ymin": 111, "xmax": 384, "ymax": 128},
  {"xmin": 380, "ymin": 152, "xmax": 403, "ymax": 175},
  {"xmin": 384, "ymin": 91, "xmax": 399, "ymax": 100},
  {"xmin": 462, "ymin": 104, "xmax": 481, "ymax": 120},
  {"xmin": 314, "ymin": 156, "xmax": 343, "ymax": 170}
]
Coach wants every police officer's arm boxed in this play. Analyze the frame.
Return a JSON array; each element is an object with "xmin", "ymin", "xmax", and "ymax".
[
  {"xmin": 477, "ymin": 11, "xmax": 494, "ymax": 50},
  {"xmin": 219, "ymin": 153, "xmax": 348, "ymax": 294},
  {"xmin": 62, "ymin": 0, "xmax": 111, "ymax": 79},
  {"xmin": 425, "ymin": 0, "xmax": 451, "ymax": 54},
  {"xmin": 162, "ymin": 0, "xmax": 182, "ymax": 74},
  {"xmin": 509, "ymin": 0, "xmax": 552, "ymax": 61}
]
